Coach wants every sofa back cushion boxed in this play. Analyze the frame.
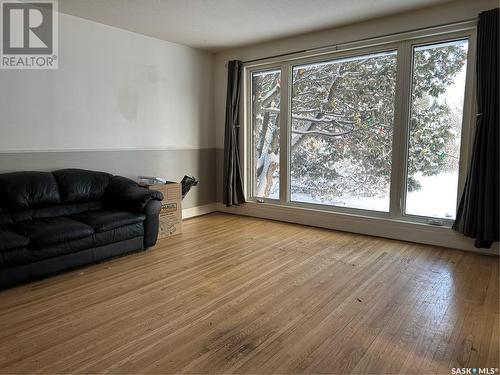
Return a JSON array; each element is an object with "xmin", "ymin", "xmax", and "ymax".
[
  {"xmin": 0, "ymin": 172, "xmax": 61, "ymax": 210},
  {"xmin": 53, "ymin": 169, "xmax": 112, "ymax": 204}
]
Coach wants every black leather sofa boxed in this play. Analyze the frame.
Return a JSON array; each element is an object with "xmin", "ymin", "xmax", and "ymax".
[{"xmin": 0, "ymin": 169, "xmax": 163, "ymax": 288}]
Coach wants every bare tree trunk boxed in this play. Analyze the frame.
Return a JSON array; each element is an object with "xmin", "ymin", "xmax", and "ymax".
[
  {"xmin": 257, "ymin": 111, "xmax": 270, "ymax": 157},
  {"xmin": 270, "ymin": 113, "xmax": 280, "ymax": 152},
  {"xmin": 291, "ymin": 113, "xmax": 322, "ymax": 152},
  {"xmin": 263, "ymin": 161, "xmax": 278, "ymax": 197}
]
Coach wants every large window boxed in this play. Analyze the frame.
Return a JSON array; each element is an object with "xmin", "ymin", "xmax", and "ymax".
[
  {"xmin": 248, "ymin": 28, "xmax": 472, "ymax": 225},
  {"xmin": 405, "ymin": 40, "xmax": 469, "ymax": 219},
  {"xmin": 252, "ymin": 69, "xmax": 281, "ymax": 199},
  {"xmin": 290, "ymin": 51, "xmax": 397, "ymax": 212}
]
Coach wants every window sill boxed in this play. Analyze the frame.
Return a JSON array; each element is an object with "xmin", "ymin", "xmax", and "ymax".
[
  {"xmin": 253, "ymin": 198, "xmax": 455, "ymax": 227},
  {"xmin": 216, "ymin": 200, "xmax": 499, "ymax": 255}
]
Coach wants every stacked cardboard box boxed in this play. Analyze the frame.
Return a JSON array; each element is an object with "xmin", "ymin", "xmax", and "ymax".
[{"xmin": 144, "ymin": 182, "xmax": 182, "ymax": 239}]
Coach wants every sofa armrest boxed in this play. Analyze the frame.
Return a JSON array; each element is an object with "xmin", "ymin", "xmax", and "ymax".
[
  {"xmin": 142, "ymin": 200, "xmax": 162, "ymax": 247},
  {"xmin": 105, "ymin": 176, "xmax": 164, "ymax": 212}
]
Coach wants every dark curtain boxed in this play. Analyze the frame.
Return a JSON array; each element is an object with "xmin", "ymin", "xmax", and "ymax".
[
  {"xmin": 223, "ymin": 60, "xmax": 246, "ymax": 206},
  {"xmin": 453, "ymin": 8, "xmax": 499, "ymax": 248}
]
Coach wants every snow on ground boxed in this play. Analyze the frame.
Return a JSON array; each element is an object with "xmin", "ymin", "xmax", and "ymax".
[
  {"xmin": 291, "ymin": 192, "xmax": 390, "ymax": 212},
  {"xmin": 291, "ymin": 172, "xmax": 458, "ymax": 219},
  {"xmin": 405, "ymin": 172, "xmax": 458, "ymax": 219}
]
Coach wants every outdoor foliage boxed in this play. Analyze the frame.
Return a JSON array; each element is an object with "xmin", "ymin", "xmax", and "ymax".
[{"xmin": 252, "ymin": 43, "xmax": 467, "ymax": 206}]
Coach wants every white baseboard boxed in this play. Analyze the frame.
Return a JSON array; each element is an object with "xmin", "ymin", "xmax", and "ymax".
[
  {"xmin": 182, "ymin": 203, "xmax": 217, "ymax": 219},
  {"xmin": 216, "ymin": 202, "xmax": 499, "ymax": 256}
]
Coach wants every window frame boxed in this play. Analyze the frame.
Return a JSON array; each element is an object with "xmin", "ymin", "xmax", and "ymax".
[
  {"xmin": 243, "ymin": 25, "xmax": 476, "ymax": 227},
  {"xmin": 287, "ymin": 47, "xmax": 399, "ymax": 216},
  {"xmin": 399, "ymin": 34, "xmax": 476, "ymax": 225},
  {"xmin": 248, "ymin": 67, "xmax": 283, "ymax": 202}
]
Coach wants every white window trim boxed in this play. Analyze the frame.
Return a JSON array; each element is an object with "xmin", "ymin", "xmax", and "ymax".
[
  {"xmin": 397, "ymin": 33, "xmax": 477, "ymax": 226},
  {"xmin": 231, "ymin": 23, "xmax": 495, "ymax": 254}
]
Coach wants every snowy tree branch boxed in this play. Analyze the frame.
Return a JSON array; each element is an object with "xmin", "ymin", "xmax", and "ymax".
[
  {"xmin": 262, "ymin": 108, "xmax": 355, "ymax": 125},
  {"xmin": 292, "ymin": 129, "xmax": 355, "ymax": 137}
]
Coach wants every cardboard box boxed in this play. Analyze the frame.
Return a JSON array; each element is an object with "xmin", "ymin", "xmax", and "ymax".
[{"xmin": 145, "ymin": 182, "xmax": 182, "ymax": 239}]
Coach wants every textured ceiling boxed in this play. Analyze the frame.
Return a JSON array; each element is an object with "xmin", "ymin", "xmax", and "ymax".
[{"xmin": 59, "ymin": 0, "xmax": 453, "ymax": 52}]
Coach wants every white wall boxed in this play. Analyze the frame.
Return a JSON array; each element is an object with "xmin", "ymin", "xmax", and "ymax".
[
  {"xmin": 0, "ymin": 12, "xmax": 217, "ymax": 211},
  {"xmin": 0, "ymin": 12, "xmax": 214, "ymax": 152}
]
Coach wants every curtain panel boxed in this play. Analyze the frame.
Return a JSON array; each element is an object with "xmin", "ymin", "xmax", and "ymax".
[
  {"xmin": 453, "ymin": 8, "xmax": 499, "ymax": 248},
  {"xmin": 223, "ymin": 60, "xmax": 246, "ymax": 206}
]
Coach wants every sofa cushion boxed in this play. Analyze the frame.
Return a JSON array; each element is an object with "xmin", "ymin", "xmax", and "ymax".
[
  {"xmin": 0, "ymin": 211, "xmax": 13, "ymax": 226},
  {"xmin": 0, "ymin": 223, "xmax": 144, "ymax": 271},
  {"xmin": 9, "ymin": 200, "xmax": 104, "ymax": 225},
  {"xmin": 0, "ymin": 172, "xmax": 61, "ymax": 210},
  {"xmin": 31, "ymin": 222, "xmax": 144, "ymax": 262},
  {"xmin": 72, "ymin": 210, "xmax": 145, "ymax": 233},
  {"xmin": 0, "ymin": 247, "xmax": 32, "ymax": 271},
  {"xmin": 53, "ymin": 169, "xmax": 112, "ymax": 204},
  {"xmin": 0, "ymin": 228, "xmax": 30, "ymax": 251},
  {"xmin": 16, "ymin": 217, "xmax": 93, "ymax": 247}
]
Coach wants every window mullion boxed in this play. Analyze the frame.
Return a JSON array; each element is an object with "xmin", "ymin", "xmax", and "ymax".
[
  {"xmin": 279, "ymin": 63, "xmax": 291, "ymax": 204},
  {"xmin": 389, "ymin": 42, "xmax": 412, "ymax": 219}
]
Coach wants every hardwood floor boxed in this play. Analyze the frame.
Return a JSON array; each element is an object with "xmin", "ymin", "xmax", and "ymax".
[{"xmin": 0, "ymin": 213, "xmax": 498, "ymax": 374}]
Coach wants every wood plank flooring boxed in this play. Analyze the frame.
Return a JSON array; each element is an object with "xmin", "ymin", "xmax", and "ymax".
[{"xmin": 0, "ymin": 213, "xmax": 498, "ymax": 374}]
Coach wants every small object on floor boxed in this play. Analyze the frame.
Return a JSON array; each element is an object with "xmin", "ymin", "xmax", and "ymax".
[
  {"xmin": 181, "ymin": 175, "xmax": 199, "ymax": 199},
  {"xmin": 137, "ymin": 176, "xmax": 167, "ymax": 185}
]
